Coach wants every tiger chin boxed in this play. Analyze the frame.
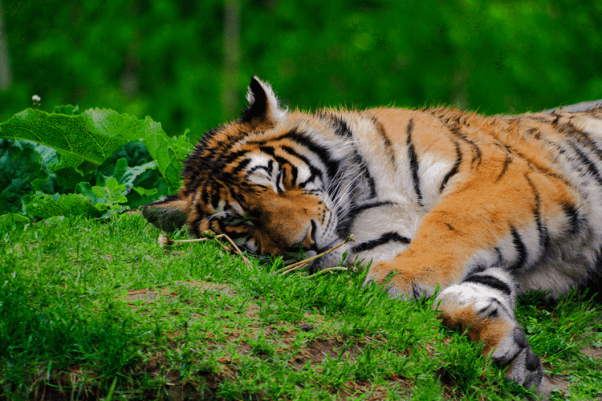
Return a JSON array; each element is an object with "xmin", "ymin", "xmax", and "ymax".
[{"xmin": 144, "ymin": 76, "xmax": 602, "ymax": 389}]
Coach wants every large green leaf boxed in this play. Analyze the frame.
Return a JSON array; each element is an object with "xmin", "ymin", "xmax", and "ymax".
[
  {"xmin": 0, "ymin": 109, "xmax": 120, "ymax": 166},
  {"xmin": 0, "ymin": 108, "xmax": 192, "ymax": 193}
]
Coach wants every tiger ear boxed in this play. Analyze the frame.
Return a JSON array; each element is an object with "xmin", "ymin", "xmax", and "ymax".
[
  {"xmin": 142, "ymin": 195, "xmax": 190, "ymax": 232},
  {"xmin": 241, "ymin": 76, "xmax": 286, "ymax": 124}
]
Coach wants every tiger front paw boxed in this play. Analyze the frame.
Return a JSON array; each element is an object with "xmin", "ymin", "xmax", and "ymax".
[
  {"xmin": 493, "ymin": 328, "xmax": 544, "ymax": 389},
  {"xmin": 363, "ymin": 261, "xmax": 433, "ymax": 300}
]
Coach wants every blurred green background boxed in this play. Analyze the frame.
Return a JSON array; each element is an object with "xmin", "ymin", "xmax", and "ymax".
[{"xmin": 1, "ymin": 0, "xmax": 601, "ymax": 141}]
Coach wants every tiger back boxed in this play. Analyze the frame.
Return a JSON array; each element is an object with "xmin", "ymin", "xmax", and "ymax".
[{"xmin": 143, "ymin": 77, "xmax": 602, "ymax": 388}]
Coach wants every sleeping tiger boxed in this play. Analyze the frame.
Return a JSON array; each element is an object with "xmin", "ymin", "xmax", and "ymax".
[{"xmin": 143, "ymin": 77, "xmax": 602, "ymax": 389}]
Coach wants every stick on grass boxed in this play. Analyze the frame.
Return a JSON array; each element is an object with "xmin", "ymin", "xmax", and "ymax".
[
  {"xmin": 158, "ymin": 233, "xmax": 253, "ymax": 269},
  {"xmin": 275, "ymin": 235, "xmax": 354, "ymax": 275},
  {"xmin": 158, "ymin": 233, "xmax": 354, "ymax": 273}
]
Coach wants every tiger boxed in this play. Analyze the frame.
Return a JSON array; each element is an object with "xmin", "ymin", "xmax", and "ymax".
[{"xmin": 143, "ymin": 77, "xmax": 602, "ymax": 389}]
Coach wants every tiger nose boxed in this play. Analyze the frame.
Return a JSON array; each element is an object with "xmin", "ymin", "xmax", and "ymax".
[{"xmin": 301, "ymin": 219, "xmax": 318, "ymax": 249}]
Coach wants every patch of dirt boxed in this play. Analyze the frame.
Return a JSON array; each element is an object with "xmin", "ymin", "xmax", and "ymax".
[
  {"xmin": 581, "ymin": 347, "xmax": 602, "ymax": 359},
  {"xmin": 536, "ymin": 347, "xmax": 602, "ymax": 401},
  {"xmin": 536, "ymin": 375, "xmax": 573, "ymax": 400},
  {"xmin": 123, "ymin": 280, "xmax": 235, "ymax": 303}
]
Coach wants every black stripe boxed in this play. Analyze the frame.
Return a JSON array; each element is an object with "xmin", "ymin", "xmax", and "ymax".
[
  {"xmin": 494, "ymin": 247, "xmax": 503, "ymax": 266},
  {"xmin": 432, "ymin": 113, "xmax": 482, "ymax": 168},
  {"xmin": 329, "ymin": 114, "xmax": 353, "ymax": 138},
  {"xmin": 230, "ymin": 150, "xmax": 274, "ymax": 179},
  {"xmin": 494, "ymin": 345, "xmax": 524, "ymax": 367},
  {"xmin": 524, "ymin": 174, "xmax": 549, "ymax": 260},
  {"xmin": 464, "ymin": 274, "xmax": 513, "ymax": 296},
  {"xmin": 439, "ymin": 141, "xmax": 462, "ymax": 193},
  {"xmin": 567, "ymin": 120, "xmax": 602, "ymax": 164},
  {"xmin": 494, "ymin": 329, "xmax": 530, "ymax": 367},
  {"xmin": 495, "ymin": 153, "xmax": 512, "ymax": 182},
  {"xmin": 476, "ymin": 297, "xmax": 512, "ymax": 319},
  {"xmin": 561, "ymin": 202, "xmax": 581, "ymax": 235},
  {"xmin": 506, "ymin": 146, "xmax": 573, "ymax": 188},
  {"xmin": 299, "ymin": 172, "xmax": 318, "ymax": 188},
  {"xmin": 451, "ymin": 129, "xmax": 482, "ymax": 168},
  {"xmin": 490, "ymin": 297, "xmax": 513, "ymax": 319},
  {"xmin": 281, "ymin": 145, "xmax": 323, "ymax": 184},
  {"xmin": 224, "ymin": 148, "xmax": 255, "ymax": 164},
  {"xmin": 313, "ymin": 111, "xmax": 353, "ymax": 138},
  {"xmin": 354, "ymin": 232, "xmax": 410, "ymax": 253},
  {"xmin": 353, "ymin": 150, "xmax": 377, "ymax": 199},
  {"xmin": 290, "ymin": 164, "xmax": 298, "ymax": 186},
  {"xmin": 478, "ymin": 306, "xmax": 499, "ymax": 319},
  {"xmin": 373, "ymin": 117, "xmax": 396, "ymax": 167},
  {"xmin": 467, "ymin": 264, "xmax": 487, "ymax": 276},
  {"xmin": 509, "ymin": 227, "xmax": 527, "ymax": 270},
  {"xmin": 260, "ymin": 145, "xmax": 275, "ymax": 157},
  {"xmin": 351, "ymin": 201, "xmax": 394, "ymax": 215},
  {"xmin": 525, "ymin": 127, "xmax": 539, "ymax": 139},
  {"xmin": 411, "ymin": 284, "xmax": 422, "ymax": 299},
  {"xmin": 246, "ymin": 165, "xmax": 269, "ymax": 176},
  {"xmin": 568, "ymin": 142, "xmax": 602, "ymax": 187},
  {"xmin": 210, "ymin": 189, "xmax": 221, "ymax": 209},
  {"xmin": 201, "ymin": 188, "xmax": 210, "ymax": 207},
  {"xmin": 280, "ymin": 145, "xmax": 313, "ymax": 167},
  {"xmin": 406, "ymin": 119, "xmax": 423, "ymax": 206}
]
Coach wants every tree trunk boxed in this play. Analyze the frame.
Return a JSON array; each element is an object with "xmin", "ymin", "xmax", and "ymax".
[
  {"xmin": 0, "ymin": 0, "xmax": 12, "ymax": 91},
  {"xmin": 120, "ymin": 1, "xmax": 140, "ymax": 97},
  {"xmin": 222, "ymin": 0, "xmax": 240, "ymax": 119}
]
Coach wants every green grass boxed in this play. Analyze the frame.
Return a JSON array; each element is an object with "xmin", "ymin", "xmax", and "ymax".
[{"xmin": 1, "ymin": 214, "xmax": 601, "ymax": 400}]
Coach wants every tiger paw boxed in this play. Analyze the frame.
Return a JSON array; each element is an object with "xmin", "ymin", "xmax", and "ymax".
[
  {"xmin": 492, "ymin": 328, "xmax": 544, "ymax": 389},
  {"xmin": 363, "ymin": 261, "xmax": 433, "ymax": 300}
]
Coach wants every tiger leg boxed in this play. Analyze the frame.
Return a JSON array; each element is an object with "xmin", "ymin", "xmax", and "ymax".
[
  {"xmin": 434, "ymin": 267, "xmax": 543, "ymax": 388},
  {"xmin": 361, "ymin": 176, "xmax": 551, "ymax": 386}
]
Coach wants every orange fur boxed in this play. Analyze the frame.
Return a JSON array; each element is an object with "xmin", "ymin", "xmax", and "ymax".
[{"xmin": 143, "ymin": 77, "xmax": 602, "ymax": 388}]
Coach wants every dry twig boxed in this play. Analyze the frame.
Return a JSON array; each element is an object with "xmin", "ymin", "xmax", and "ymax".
[
  {"xmin": 158, "ymin": 232, "xmax": 253, "ymax": 269},
  {"xmin": 306, "ymin": 266, "xmax": 356, "ymax": 278},
  {"xmin": 274, "ymin": 235, "xmax": 354, "ymax": 275},
  {"xmin": 158, "ymin": 233, "xmax": 354, "ymax": 274}
]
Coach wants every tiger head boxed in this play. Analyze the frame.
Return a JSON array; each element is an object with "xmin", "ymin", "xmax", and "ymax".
[{"xmin": 143, "ymin": 77, "xmax": 363, "ymax": 267}]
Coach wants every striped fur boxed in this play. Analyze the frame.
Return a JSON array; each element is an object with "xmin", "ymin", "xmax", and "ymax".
[{"xmin": 143, "ymin": 77, "xmax": 602, "ymax": 388}]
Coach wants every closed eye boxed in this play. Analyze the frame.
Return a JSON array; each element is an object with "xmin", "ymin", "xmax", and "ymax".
[
  {"xmin": 225, "ymin": 215, "xmax": 256, "ymax": 227},
  {"xmin": 247, "ymin": 165, "xmax": 272, "ymax": 180}
]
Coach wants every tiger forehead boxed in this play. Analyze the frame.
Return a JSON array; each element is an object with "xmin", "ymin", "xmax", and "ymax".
[{"xmin": 202, "ymin": 109, "xmax": 341, "ymax": 158}]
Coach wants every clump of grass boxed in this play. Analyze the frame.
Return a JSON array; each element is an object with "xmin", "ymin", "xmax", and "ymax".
[{"xmin": 1, "ymin": 214, "xmax": 601, "ymax": 400}]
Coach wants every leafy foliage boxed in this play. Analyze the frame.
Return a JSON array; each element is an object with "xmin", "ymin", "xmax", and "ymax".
[{"xmin": 0, "ymin": 107, "xmax": 193, "ymax": 223}]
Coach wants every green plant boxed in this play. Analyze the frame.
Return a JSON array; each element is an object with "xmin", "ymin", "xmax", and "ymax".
[
  {"xmin": 0, "ymin": 105, "xmax": 193, "ymax": 224},
  {"xmin": 91, "ymin": 177, "xmax": 129, "ymax": 220}
]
